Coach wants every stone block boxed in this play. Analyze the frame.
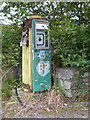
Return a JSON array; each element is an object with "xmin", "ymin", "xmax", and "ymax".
[
  {"xmin": 83, "ymin": 72, "xmax": 88, "ymax": 78},
  {"xmin": 56, "ymin": 68, "xmax": 89, "ymax": 98},
  {"xmin": 58, "ymin": 79, "xmax": 64, "ymax": 88},
  {"xmin": 64, "ymin": 89, "xmax": 72, "ymax": 97},
  {"xmin": 83, "ymin": 78, "xmax": 88, "ymax": 83},
  {"xmin": 56, "ymin": 68, "xmax": 74, "ymax": 80},
  {"xmin": 63, "ymin": 81, "xmax": 72, "ymax": 89}
]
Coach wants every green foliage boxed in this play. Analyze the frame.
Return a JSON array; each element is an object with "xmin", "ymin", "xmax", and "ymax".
[
  {"xmin": 72, "ymin": 68, "xmax": 88, "ymax": 96},
  {"xmin": 50, "ymin": 20, "xmax": 90, "ymax": 69},
  {"xmin": 2, "ymin": 78, "xmax": 13, "ymax": 98},
  {"xmin": 50, "ymin": 18, "xmax": 90, "ymax": 96},
  {"xmin": 52, "ymin": 79, "xmax": 65, "ymax": 96},
  {"xmin": 2, "ymin": 25, "xmax": 22, "ymax": 68},
  {"xmin": 2, "ymin": 25, "xmax": 22, "ymax": 98},
  {"xmin": 2, "ymin": 69, "xmax": 22, "ymax": 98},
  {"xmin": 1, "ymin": 2, "xmax": 90, "ymax": 25}
]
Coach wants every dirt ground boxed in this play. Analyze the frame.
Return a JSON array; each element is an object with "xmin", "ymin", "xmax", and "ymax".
[{"xmin": 1, "ymin": 89, "xmax": 89, "ymax": 118}]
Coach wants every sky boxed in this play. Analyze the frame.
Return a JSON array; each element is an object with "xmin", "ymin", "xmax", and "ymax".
[
  {"xmin": 0, "ymin": 2, "xmax": 13, "ymax": 25},
  {"xmin": 0, "ymin": 1, "xmax": 81, "ymax": 25}
]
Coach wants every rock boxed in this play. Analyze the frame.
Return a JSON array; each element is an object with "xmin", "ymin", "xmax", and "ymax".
[
  {"xmin": 83, "ymin": 72, "xmax": 89, "ymax": 78},
  {"xmin": 63, "ymin": 81, "xmax": 72, "ymax": 89},
  {"xmin": 58, "ymin": 79, "xmax": 63, "ymax": 87},
  {"xmin": 56, "ymin": 68, "xmax": 89, "ymax": 98},
  {"xmin": 58, "ymin": 79, "xmax": 71, "ymax": 89},
  {"xmin": 64, "ymin": 89, "xmax": 72, "ymax": 97},
  {"xmin": 56, "ymin": 68, "xmax": 74, "ymax": 80}
]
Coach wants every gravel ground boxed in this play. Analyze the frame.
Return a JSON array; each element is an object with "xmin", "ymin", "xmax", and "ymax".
[{"xmin": 1, "ymin": 89, "xmax": 89, "ymax": 118}]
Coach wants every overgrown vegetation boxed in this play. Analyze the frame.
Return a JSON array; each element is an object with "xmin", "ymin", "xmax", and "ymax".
[
  {"xmin": 1, "ymin": 2, "xmax": 90, "ymax": 98},
  {"xmin": 72, "ymin": 68, "xmax": 88, "ymax": 96},
  {"xmin": 52, "ymin": 79, "xmax": 65, "ymax": 97},
  {"xmin": 2, "ymin": 25, "xmax": 21, "ymax": 68},
  {"xmin": 50, "ymin": 19, "xmax": 90, "ymax": 96},
  {"xmin": 2, "ymin": 25, "xmax": 22, "ymax": 98},
  {"xmin": 2, "ymin": 79, "xmax": 13, "ymax": 98},
  {"xmin": 51, "ymin": 21, "xmax": 90, "ymax": 68}
]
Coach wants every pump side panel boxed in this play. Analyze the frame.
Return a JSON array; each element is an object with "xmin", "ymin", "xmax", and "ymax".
[
  {"xmin": 29, "ymin": 28, "xmax": 32, "ymax": 87},
  {"xmin": 22, "ymin": 46, "xmax": 29, "ymax": 85},
  {"xmin": 32, "ymin": 19, "xmax": 51, "ymax": 92},
  {"xmin": 22, "ymin": 28, "xmax": 32, "ymax": 90}
]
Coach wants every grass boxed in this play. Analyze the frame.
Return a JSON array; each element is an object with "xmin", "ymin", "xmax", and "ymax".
[
  {"xmin": 43, "ymin": 104, "xmax": 88, "ymax": 116},
  {"xmin": 2, "ymin": 78, "xmax": 13, "ymax": 99}
]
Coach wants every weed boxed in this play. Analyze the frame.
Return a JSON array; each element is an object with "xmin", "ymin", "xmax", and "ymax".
[
  {"xmin": 2, "ymin": 78, "xmax": 13, "ymax": 98},
  {"xmin": 52, "ymin": 79, "xmax": 65, "ymax": 97}
]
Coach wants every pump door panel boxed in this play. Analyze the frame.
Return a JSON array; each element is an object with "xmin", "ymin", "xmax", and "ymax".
[{"xmin": 32, "ymin": 20, "xmax": 51, "ymax": 92}]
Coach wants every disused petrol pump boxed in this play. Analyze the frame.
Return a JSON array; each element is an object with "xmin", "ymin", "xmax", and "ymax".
[{"xmin": 22, "ymin": 15, "xmax": 51, "ymax": 92}]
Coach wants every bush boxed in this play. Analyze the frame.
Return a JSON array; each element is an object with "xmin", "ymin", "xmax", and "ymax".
[
  {"xmin": 2, "ymin": 67, "xmax": 22, "ymax": 99},
  {"xmin": 2, "ymin": 25, "xmax": 22, "ymax": 68},
  {"xmin": 50, "ymin": 20, "xmax": 90, "ymax": 69},
  {"xmin": 50, "ymin": 20, "xmax": 90, "ymax": 96}
]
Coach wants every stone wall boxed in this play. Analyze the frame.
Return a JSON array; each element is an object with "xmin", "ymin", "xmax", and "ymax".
[{"xmin": 56, "ymin": 68, "xmax": 89, "ymax": 97}]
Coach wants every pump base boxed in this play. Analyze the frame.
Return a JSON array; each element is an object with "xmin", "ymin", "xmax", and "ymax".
[{"xmin": 22, "ymin": 83, "xmax": 32, "ymax": 92}]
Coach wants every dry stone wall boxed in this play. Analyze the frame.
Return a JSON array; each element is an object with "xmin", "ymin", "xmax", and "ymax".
[{"xmin": 56, "ymin": 68, "xmax": 89, "ymax": 97}]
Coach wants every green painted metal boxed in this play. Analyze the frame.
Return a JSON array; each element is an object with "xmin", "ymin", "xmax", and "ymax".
[{"xmin": 32, "ymin": 19, "xmax": 51, "ymax": 92}]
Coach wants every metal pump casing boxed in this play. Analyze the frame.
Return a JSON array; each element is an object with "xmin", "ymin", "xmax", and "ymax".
[{"xmin": 22, "ymin": 15, "xmax": 51, "ymax": 92}]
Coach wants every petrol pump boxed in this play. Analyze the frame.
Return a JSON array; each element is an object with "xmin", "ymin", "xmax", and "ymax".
[{"xmin": 22, "ymin": 15, "xmax": 51, "ymax": 92}]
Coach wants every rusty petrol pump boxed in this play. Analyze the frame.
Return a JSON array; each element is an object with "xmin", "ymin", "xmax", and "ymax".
[{"xmin": 21, "ymin": 15, "xmax": 51, "ymax": 92}]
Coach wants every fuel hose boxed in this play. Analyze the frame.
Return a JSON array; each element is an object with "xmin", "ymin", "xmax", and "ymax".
[
  {"xmin": 15, "ymin": 30, "xmax": 28, "ymax": 106},
  {"xmin": 15, "ymin": 45, "xmax": 23, "ymax": 106}
]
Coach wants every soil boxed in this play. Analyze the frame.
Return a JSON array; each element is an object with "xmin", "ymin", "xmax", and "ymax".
[{"xmin": 1, "ymin": 89, "xmax": 89, "ymax": 118}]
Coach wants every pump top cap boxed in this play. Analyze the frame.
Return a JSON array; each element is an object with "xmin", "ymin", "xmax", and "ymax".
[{"xmin": 29, "ymin": 15, "xmax": 42, "ymax": 19}]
